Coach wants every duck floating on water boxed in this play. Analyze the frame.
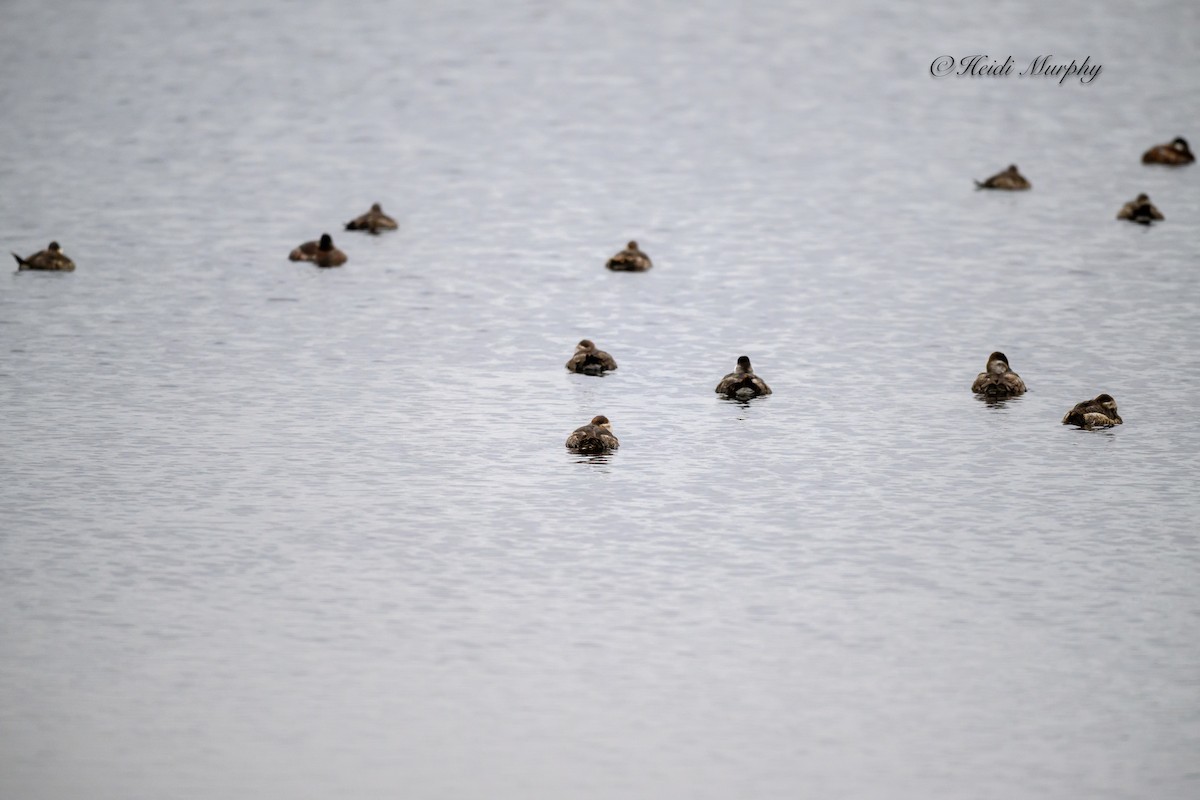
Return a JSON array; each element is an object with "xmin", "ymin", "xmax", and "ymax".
[
  {"xmin": 1116, "ymin": 193, "xmax": 1164, "ymax": 224},
  {"xmin": 565, "ymin": 339, "xmax": 618, "ymax": 375},
  {"xmin": 289, "ymin": 233, "xmax": 347, "ymax": 267},
  {"xmin": 715, "ymin": 356, "xmax": 772, "ymax": 399},
  {"xmin": 1062, "ymin": 394, "xmax": 1122, "ymax": 429},
  {"xmin": 974, "ymin": 164, "xmax": 1031, "ymax": 190},
  {"xmin": 12, "ymin": 241, "xmax": 75, "ymax": 271},
  {"xmin": 606, "ymin": 240, "xmax": 652, "ymax": 272},
  {"xmin": 1141, "ymin": 136, "xmax": 1194, "ymax": 165},
  {"xmin": 344, "ymin": 203, "xmax": 399, "ymax": 234},
  {"xmin": 565, "ymin": 415, "xmax": 619, "ymax": 453},
  {"xmin": 971, "ymin": 351, "xmax": 1027, "ymax": 397}
]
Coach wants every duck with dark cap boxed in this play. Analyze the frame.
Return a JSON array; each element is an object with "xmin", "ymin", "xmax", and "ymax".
[
  {"xmin": 1062, "ymin": 394, "xmax": 1123, "ymax": 429},
  {"xmin": 971, "ymin": 351, "xmax": 1027, "ymax": 397},
  {"xmin": 566, "ymin": 415, "xmax": 619, "ymax": 453},
  {"xmin": 565, "ymin": 339, "xmax": 618, "ymax": 375},
  {"xmin": 715, "ymin": 356, "xmax": 772, "ymax": 399},
  {"xmin": 12, "ymin": 241, "xmax": 75, "ymax": 271},
  {"xmin": 289, "ymin": 233, "xmax": 347, "ymax": 267},
  {"xmin": 1142, "ymin": 137, "xmax": 1194, "ymax": 165},
  {"xmin": 1116, "ymin": 193, "xmax": 1164, "ymax": 224}
]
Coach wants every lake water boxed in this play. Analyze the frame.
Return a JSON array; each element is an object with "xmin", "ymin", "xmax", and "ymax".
[{"xmin": 2, "ymin": 1, "xmax": 1198, "ymax": 798}]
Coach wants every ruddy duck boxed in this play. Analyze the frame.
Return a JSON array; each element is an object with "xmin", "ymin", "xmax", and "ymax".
[
  {"xmin": 565, "ymin": 415, "xmax": 619, "ymax": 453},
  {"xmin": 971, "ymin": 351, "xmax": 1027, "ymax": 397},
  {"xmin": 344, "ymin": 203, "xmax": 399, "ymax": 234},
  {"xmin": 289, "ymin": 233, "xmax": 347, "ymax": 267},
  {"xmin": 565, "ymin": 339, "xmax": 618, "ymax": 375},
  {"xmin": 1062, "ymin": 394, "xmax": 1122, "ymax": 429},
  {"xmin": 974, "ymin": 164, "xmax": 1031, "ymax": 190},
  {"xmin": 1116, "ymin": 193, "xmax": 1164, "ymax": 224},
  {"xmin": 715, "ymin": 356, "xmax": 772, "ymax": 399},
  {"xmin": 605, "ymin": 240, "xmax": 652, "ymax": 272},
  {"xmin": 12, "ymin": 241, "xmax": 75, "ymax": 271},
  {"xmin": 1142, "ymin": 137, "xmax": 1194, "ymax": 165}
]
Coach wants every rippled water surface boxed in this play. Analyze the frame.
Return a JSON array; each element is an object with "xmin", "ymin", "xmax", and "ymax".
[{"xmin": 2, "ymin": 1, "xmax": 1199, "ymax": 798}]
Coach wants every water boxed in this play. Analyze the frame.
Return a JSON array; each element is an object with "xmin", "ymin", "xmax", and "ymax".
[{"xmin": 2, "ymin": 1, "xmax": 1198, "ymax": 798}]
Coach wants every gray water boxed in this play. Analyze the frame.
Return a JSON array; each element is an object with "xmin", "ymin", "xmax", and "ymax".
[{"xmin": 2, "ymin": 1, "xmax": 1199, "ymax": 798}]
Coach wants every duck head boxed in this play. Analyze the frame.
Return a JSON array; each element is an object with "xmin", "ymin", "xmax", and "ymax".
[
  {"xmin": 1172, "ymin": 136, "xmax": 1191, "ymax": 153},
  {"xmin": 1095, "ymin": 394, "xmax": 1121, "ymax": 422},
  {"xmin": 986, "ymin": 351, "xmax": 1010, "ymax": 374},
  {"xmin": 370, "ymin": 203, "xmax": 382, "ymax": 212},
  {"xmin": 590, "ymin": 415, "xmax": 612, "ymax": 431},
  {"xmin": 626, "ymin": 241, "xmax": 639, "ymax": 251},
  {"xmin": 735, "ymin": 355, "xmax": 753, "ymax": 373},
  {"xmin": 319, "ymin": 233, "xmax": 334, "ymax": 251},
  {"xmin": 1007, "ymin": 164, "xmax": 1019, "ymax": 174},
  {"xmin": 576, "ymin": 339, "xmax": 596, "ymax": 353}
]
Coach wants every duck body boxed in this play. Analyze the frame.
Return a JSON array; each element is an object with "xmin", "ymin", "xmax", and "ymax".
[
  {"xmin": 1062, "ymin": 394, "xmax": 1122, "ymax": 429},
  {"xmin": 1142, "ymin": 137, "xmax": 1194, "ymax": 165},
  {"xmin": 974, "ymin": 164, "xmax": 1031, "ymax": 190},
  {"xmin": 716, "ymin": 356, "xmax": 772, "ymax": 399},
  {"xmin": 565, "ymin": 415, "xmax": 619, "ymax": 453},
  {"xmin": 971, "ymin": 351, "xmax": 1027, "ymax": 397},
  {"xmin": 289, "ymin": 233, "xmax": 347, "ymax": 267},
  {"xmin": 12, "ymin": 241, "xmax": 74, "ymax": 271},
  {"xmin": 1116, "ymin": 193, "xmax": 1164, "ymax": 224},
  {"xmin": 565, "ymin": 339, "xmax": 618, "ymax": 376},
  {"xmin": 344, "ymin": 203, "xmax": 399, "ymax": 234},
  {"xmin": 606, "ymin": 240, "xmax": 652, "ymax": 271}
]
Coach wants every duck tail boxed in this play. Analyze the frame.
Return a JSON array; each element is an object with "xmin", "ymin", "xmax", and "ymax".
[
  {"xmin": 11, "ymin": 252, "xmax": 28, "ymax": 269},
  {"xmin": 973, "ymin": 180, "xmax": 985, "ymax": 189}
]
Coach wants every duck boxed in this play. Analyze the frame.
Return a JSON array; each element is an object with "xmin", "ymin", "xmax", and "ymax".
[
  {"xmin": 565, "ymin": 415, "xmax": 619, "ymax": 453},
  {"xmin": 1062, "ymin": 394, "xmax": 1122, "ymax": 429},
  {"xmin": 605, "ymin": 240, "xmax": 652, "ymax": 271},
  {"xmin": 715, "ymin": 356, "xmax": 772, "ymax": 399},
  {"xmin": 565, "ymin": 339, "xmax": 618, "ymax": 375},
  {"xmin": 1141, "ymin": 136, "xmax": 1194, "ymax": 165},
  {"xmin": 974, "ymin": 164, "xmax": 1031, "ymax": 190},
  {"xmin": 344, "ymin": 203, "xmax": 399, "ymax": 234},
  {"xmin": 11, "ymin": 241, "xmax": 75, "ymax": 271},
  {"xmin": 971, "ymin": 351, "xmax": 1027, "ymax": 397},
  {"xmin": 288, "ymin": 233, "xmax": 347, "ymax": 267},
  {"xmin": 1116, "ymin": 193, "xmax": 1164, "ymax": 224}
]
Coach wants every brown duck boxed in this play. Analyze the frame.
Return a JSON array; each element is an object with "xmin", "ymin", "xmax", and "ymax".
[
  {"xmin": 1116, "ymin": 193, "xmax": 1164, "ymax": 224},
  {"xmin": 606, "ymin": 241, "xmax": 652, "ymax": 272},
  {"xmin": 971, "ymin": 351, "xmax": 1027, "ymax": 397},
  {"xmin": 565, "ymin": 339, "xmax": 618, "ymax": 375},
  {"xmin": 565, "ymin": 415, "xmax": 619, "ymax": 453},
  {"xmin": 1062, "ymin": 394, "xmax": 1122, "ymax": 429},
  {"xmin": 1141, "ymin": 137, "xmax": 1194, "ymax": 165},
  {"xmin": 344, "ymin": 203, "xmax": 399, "ymax": 234},
  {"xmin": 289, "ymin": 233, "xmax": 347, "ymax": 267},
  {"xmin": 12, "ymin": 241, "xmax": 75, "ymax": 271},
  {"xmin": 715, "ymin": 356, "xmax": 772, "ymax": 399},
  {"xmin": 974, "ymin": 164, "xmax": 1031, "ymax": 190}
]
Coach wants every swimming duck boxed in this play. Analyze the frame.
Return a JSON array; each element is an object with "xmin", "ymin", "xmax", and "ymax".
[
  {"xmin": 344, "ymin": 203, "xmax": 399, "ymax": 234},
  {"xmin": 565, "ymin": 339, "xmax": 618, "ymax": 375},
  {"xmin": 565, "ymin": 415, "xmax": 619, "ymax": 453},
  {"xmin": 1116, "ymin": 193, "xmax": 1164, "ymax": 224},
  {"xmin": 974, "ymin": 164, "xmax": 1031, "ymax": 190},
  {"xmin": 11, "ymin": 241, "xmax": 75, "ymax": 271},
  {"xmin": 605, "ymin": 240, "xmax": 652, "ymax": 272},
  {"xmin": 1062, "ymin": 394, "xmax": 1122, "ymax": 429},
  {"xmin": 715, "ymin": 356, "xmax": 772, "ymax": 399},
  {"xmin": 288, "ymin": 233, "xmax": 347, "ymax": 267},
  {"xmin": 971, "ymin": 351, "xmax": 1027, "ymax": 397},
  {"xmin": 1141, "ymin": 137, "xmax": 1194, "ymax": 165}
]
